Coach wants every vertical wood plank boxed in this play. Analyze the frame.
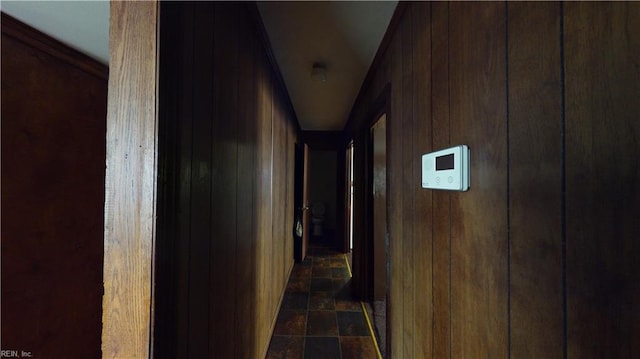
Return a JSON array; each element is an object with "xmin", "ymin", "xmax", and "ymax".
[
  {"xmin": 449, "ymin": 2, "xmax": 508, "ymax": 357},
  {"xmin": 411, "ymin": 2, "xmax": 433, "ymax": 358},
  {"xmin": 188, "ymin": 3, "xmax": 216, "ymax": 357},
  {"xmin": 102, "ymin": 1, "xmax": 158, "ymax": 357},
  {"xmin": 210, "ymin": 3, "xmax": 239, "ymax": 357},
  {"xmin": 284, "ymin": 118, "xmax": 295, "ymax": 273},
  {"xmin": 564, "ymin": 2, "xmax": 640, "ymax": 357},
  {"xmin": 507, "ymin": 2, "xmax": 564, "ymax": 357},
  {"xmin": 387, "ymin": 24, "xmax": 405, "ymax": 358},
  {"xmin": 400, "ymin": 9, "xmax": 415, "ymax": 359},
  {"xmin": 272, "ymin": 97, "xmax": 284, "ymax": 296},
  {"xmin": 430, "ymin": 2, "xmax": 452, "ymax": 358},
  {"xmin": 154, "ymin": 4, "xmax": 189, "ymax": 355},
  {"xmin": 235, "ymin": 7, "xmax": 257, "ymax": 358},
  {"xmin": 255, "ymin": 54, "xmax": 274, "ymax": 353},
  {"xmin": 175, "ymin": 4, "xmax": 194, "ymax": 357}
]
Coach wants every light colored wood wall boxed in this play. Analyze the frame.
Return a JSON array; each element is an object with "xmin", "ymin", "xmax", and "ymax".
[{"xmin": 102, "ymin": 2, "xmax": 158, "ymax": 358}]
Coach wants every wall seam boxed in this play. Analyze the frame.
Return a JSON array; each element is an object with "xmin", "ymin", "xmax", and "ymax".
[
  {"xmin": 559, "ymin": 2, "xmax": 568, "ymax": 359},
  {"xmin": 505, "ymin": 2, "xmax": 512, "ymax": 358},
  {"xmin": 186, "ymin": 3, "xmax": 195, "ymax": 355},
  {"xmin": 429, "ymin": 3, "xmax": 435, "ymax": 358},
  {"xmin": 232, "ymin": 4, "xmax": 241, "ymax": 357},
  {"xmin": 206, "ymin": 3, "xmax": 214, "ymax": 354},
  {"xmin": 408, "ymin": 5, "xmax": 416, "ymax": 358},
  {"xmin": 446, "ymin": 2, "xmax": 452, "ymax": 358}
]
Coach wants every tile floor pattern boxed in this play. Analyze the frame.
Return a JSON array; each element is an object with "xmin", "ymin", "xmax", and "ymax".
[{"xmin": 266, "ymin": 242, "xmax": 378, "ymax": 359}]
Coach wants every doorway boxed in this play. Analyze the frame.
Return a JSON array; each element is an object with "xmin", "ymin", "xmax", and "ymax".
[
  {"xmin": 294, "ymin": 143, "xmax": 310, "ymax": 262},
  {"xmin": 346, "ymin": 142, "xmax": 355, "ymax": 252}
]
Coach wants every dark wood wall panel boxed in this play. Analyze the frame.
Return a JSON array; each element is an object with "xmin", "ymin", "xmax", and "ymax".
[
  {"xmin": 449, "ymin": 3, "xmax": 508, "ymax": 356},
  {"xmin": 387, "ymin": 24, "xmax": 405, "ymax": 358},
  {"xmin": 410, "ymin": 3, "xmax": 433, "ymax": 358},
  {"xmin": 564, "ymin": 2, "xmax": 640, "ymax": 357},
  {"xmin": 234, "ymin": 6, "xmax": 257, "ymax": 357},
  {"xmin": 189, "ymin": 3, "xmax": 214, "ymax": 356},
  {"xmin": 400, "ymin": 13, "xmax": 416, "ymax": 359},
  {"xmin": 210, "ymin": 3, "xmax": 240, "ymax": 357},
  {"xmin": 345, "ymin": 1, "xmax": 638, "ymax": 357},
  {"xmin": 1, "ymin": 14, "xmax": 107, "ymax": 358},
  {"xmin": 175, "ymin": 4, "xmax": 194, "ymax": 356},
  {"xmin": 156, "ymin": 3, "xmax": 297, "ymax": 357},
  {"xmin": 507, "ymin": 2, "xmax": 564, "ymax": 357},
  {"xmin": 430, "ymin": 2, "xmax": 452, "ymax": 358}
]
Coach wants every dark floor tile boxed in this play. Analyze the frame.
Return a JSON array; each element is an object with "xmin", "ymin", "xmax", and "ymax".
[
  {"xmin": 282, "ymin": 292, "xmax": 309, "ymax": 310},
  {"xmin": 266, "ymin": 335, "xmax": 305, "ymax": 359},
  {"xmin": 304, "ymin": 337, "xmax": 341, "ymax": 359},
  {"xmin": 334, "ymin": 297, "xmax": 362, "ymax": 312},
  {"xmin": 331, "ymin": 267, "xmax": 349, "ymax": 279},
  {"xmin": 334, "ymin": 283, "xmax": 361, "ymax": 311},
  {"xmin": 340, "ymin": 336, "xmax": 377, "ymax": 359},
  {"xmin": 335, "ymin": 289, "xmax": 356, "ymax": 299},
  {"xmin": 309, "ymin": 292, "xmax": 335, "ymax": 310},
  {"xmin": 313, "ymin": 258, "xmax": 331, "ymax": 268},
  {"xmin": 330, "ymin": 258, "xmax": 346, "ymax": 268},
  {"xmin": 300, "ymin": 257, "xmax": 313, "ymax": 267},
  {"xmin": 310, "ymin": 278, "xmax": 333, "ymax": 292},
  {"xmin": 291, "ymin": 266, "xmax": 312, "ymax": 278},
  {"xmin": 306, "ymin": 311, "xmax": 338, "ymax": 336},
  {"xmin": 273, "ymin": 310, "xmax": 307, "ymax": 335},
  {"xmin": 287, "ymin": 276, "xmax": 310, "ymax": 293},
  {"xmin": 337, "ymin": 311, "xmax": 370, "ymax": 336},
  {"xmin": 332, "ymin": 277, "xmax": 351, "ymax": 292},
  {"xmin": 312, "ymin": 266, "xmax": 332, "ymax": 278}
]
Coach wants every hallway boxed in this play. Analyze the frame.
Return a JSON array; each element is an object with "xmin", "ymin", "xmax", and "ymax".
[{"xmin": 266, "ymin": 239, "xmax": 379, "ymax": 359}]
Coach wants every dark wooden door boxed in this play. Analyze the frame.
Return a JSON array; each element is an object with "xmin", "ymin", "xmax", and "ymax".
[
  {"xmin": 371, "ymin": 114, "xmax": 387, "ymax": 301},
  {"xmin": 370, "ymin": 113, "xmax": 389, "ymax": 356}
]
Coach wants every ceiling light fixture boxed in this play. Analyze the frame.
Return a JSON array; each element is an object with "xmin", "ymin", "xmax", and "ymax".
[{"xmin": 311, "ymin": 62, "xmax": 327, "ymax": 83}]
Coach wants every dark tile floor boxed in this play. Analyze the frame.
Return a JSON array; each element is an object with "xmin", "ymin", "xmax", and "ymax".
[{"xmin": 266, "ymin": 241, "xmax": 379, "ymax": 359}]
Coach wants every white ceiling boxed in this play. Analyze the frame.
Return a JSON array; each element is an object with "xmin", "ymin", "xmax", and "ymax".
[
  {"xmin": 258, "ymin": 1, "xmax": 396, "ymax": 130},
  {"xmin": 1, "ymin": 1, "xmax": 396, "ymax": 131},
  {"xmin": 1, "ymin": 0, "xmax": 109, "ymax": 64}
]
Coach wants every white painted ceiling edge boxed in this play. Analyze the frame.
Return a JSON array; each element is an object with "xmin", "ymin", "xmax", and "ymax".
[
  {"xmin": 1, "ymin": 0, "xmax": 396, "ymax": 131},
  {"xmin": 1, "ymin": 0, "xmax": 110, "ymax": 64}
]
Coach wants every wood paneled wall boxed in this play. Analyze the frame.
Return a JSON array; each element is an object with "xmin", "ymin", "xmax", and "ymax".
[
  {"xmin": 1, "ymin": 13, "xmax": 107, "ymax": 358},
  {"xmin": 155, "ymin": 3, "xmax": 298, "ymax": 358},
  {"xmin": 346, "ymin": 2, "xmax": 639, "ymax": 357}
]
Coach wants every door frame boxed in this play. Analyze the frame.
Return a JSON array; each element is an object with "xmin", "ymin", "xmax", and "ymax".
[
  {"xmin": 102, "ymin": 1, "xmax": 159, "ymax": 358},
  {"xmin": 294, "ymin": 142, "xmax": 310, "ymax": 262},
  {"xmin": 348, "ymin": 85, "xmax": 391, "ymax": 355}
]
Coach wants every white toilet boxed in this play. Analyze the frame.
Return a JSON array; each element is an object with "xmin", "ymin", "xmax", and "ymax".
[{"xmin": 311, "ymin": 202, "xmax": 326, "ymax": 236}]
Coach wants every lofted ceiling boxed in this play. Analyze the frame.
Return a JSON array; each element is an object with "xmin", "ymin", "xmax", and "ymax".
[{"xmin": 1, "ymin": 1, "xmax": 396, "ymax": 131}]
